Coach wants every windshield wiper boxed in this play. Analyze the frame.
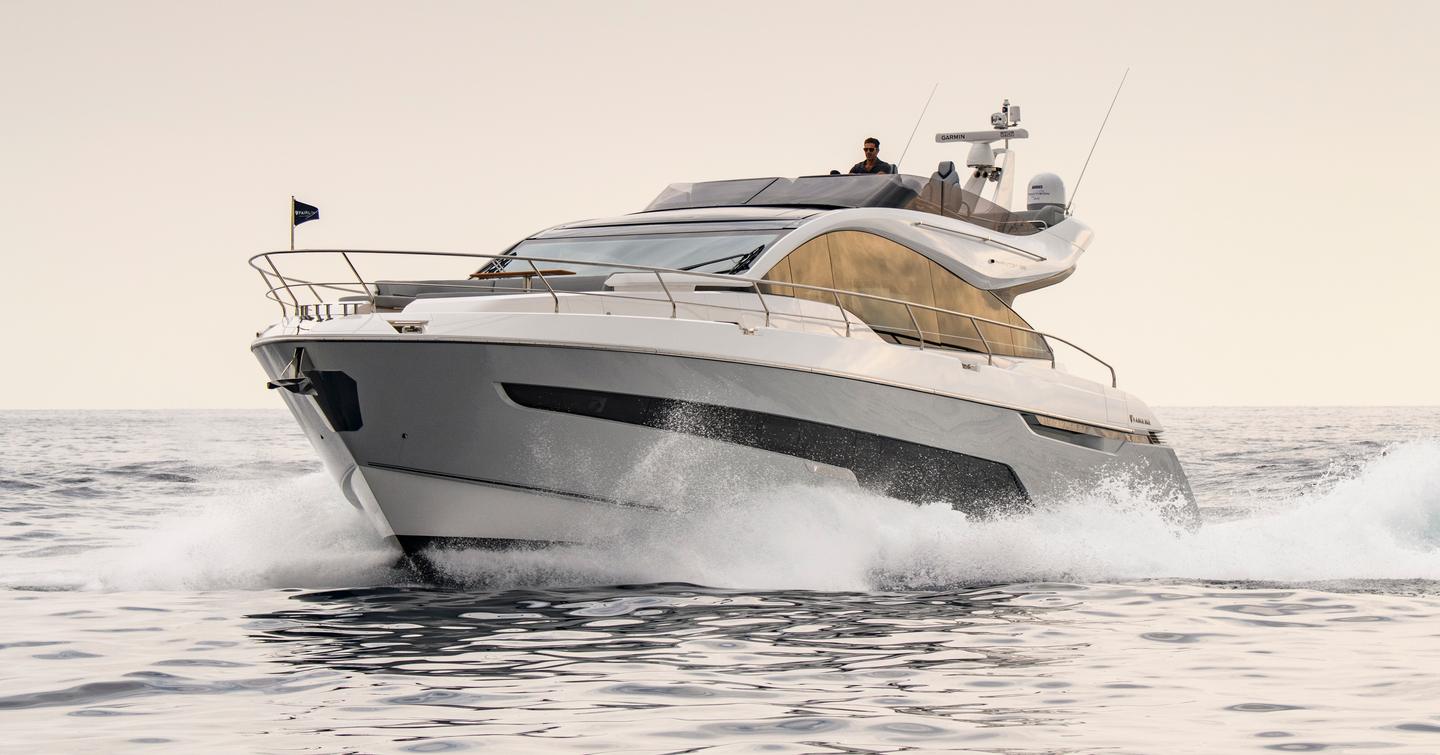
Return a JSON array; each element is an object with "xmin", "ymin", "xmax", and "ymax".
[
  {"xmin": 678, "ymin": 245, "xmax": 766, "ymax": 273},
  {"xmin": 477, "ymin": 246, "xmax": 520, "ymax": 275}
]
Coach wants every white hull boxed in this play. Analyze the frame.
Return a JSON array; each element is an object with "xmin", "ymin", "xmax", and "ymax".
[{"xmin": 255, "ymin": 333, "xmax": 1193, "ymax": 555}]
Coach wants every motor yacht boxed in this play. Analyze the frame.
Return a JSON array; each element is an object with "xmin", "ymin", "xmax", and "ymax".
[{"xmin": 252, "ymin": 102, "xmax": 1195, "ymax": 558}]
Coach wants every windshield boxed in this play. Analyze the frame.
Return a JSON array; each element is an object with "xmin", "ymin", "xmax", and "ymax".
[{"xmin": 503, "ymin": 231, "xmax": 782, "ymax": 276}]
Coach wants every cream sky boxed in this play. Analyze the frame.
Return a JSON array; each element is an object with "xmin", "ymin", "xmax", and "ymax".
[{"xmin": 2, "ymin": 0, "xmax": 1436, "ymax": 409}]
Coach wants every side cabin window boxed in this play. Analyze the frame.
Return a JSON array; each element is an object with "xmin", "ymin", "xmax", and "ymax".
[{"xmin": 762, "ymin": 231, "xmax": 1050, "ymax": 360}]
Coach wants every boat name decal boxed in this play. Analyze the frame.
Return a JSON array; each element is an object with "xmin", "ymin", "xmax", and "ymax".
[{"xmin": 1129, "ymin": 414, "xmax": 1152, "ymax": 426}]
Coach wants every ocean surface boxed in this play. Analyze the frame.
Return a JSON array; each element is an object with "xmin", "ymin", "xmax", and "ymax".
[{"xmin": 2, "ymin": 407, "xmax": 1440, "ymax": 754}]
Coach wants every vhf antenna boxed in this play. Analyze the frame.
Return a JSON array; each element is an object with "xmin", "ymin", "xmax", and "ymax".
[
  {"xmin": 1066, "ymin": 68, "xmax": 1129, "ymax": 214},
  {"xmin": 897, "ymin": 82, "xmax": 939, "ymax": 170}
]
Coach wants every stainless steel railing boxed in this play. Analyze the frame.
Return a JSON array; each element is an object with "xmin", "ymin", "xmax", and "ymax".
[{"xmin": 248, "ymin": 249, "xmax": 1117, "ymax": 387}]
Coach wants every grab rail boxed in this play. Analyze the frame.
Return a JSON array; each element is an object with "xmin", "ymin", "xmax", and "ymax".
[{"xmin": 248, "ymin": 249, "xmax": 1117, "ymax": 387}]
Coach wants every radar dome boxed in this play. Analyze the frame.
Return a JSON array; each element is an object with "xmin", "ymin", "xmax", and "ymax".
[{"xmin": 1026, "ymin": 173, "xmax": 1065, "ymax": 210}]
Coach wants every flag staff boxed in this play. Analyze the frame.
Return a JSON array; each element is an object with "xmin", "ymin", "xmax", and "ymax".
[{"xmin": 290, "ymin": 195, "xmax": 296, "ymax": 251}]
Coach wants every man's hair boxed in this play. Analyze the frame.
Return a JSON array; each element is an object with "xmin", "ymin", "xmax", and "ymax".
[{"xmin": 864, "ymin": 137, "xmax": 880, "ymax": 148}]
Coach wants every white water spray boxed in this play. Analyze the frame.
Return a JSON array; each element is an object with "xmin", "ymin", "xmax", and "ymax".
[
  {"xmin": 435, "ymin": 439, "xmax": 1440, "ymax": 591},
  {"xmin": 11, "ymin": 438, "xmax": 1439, "ymax": 593}
]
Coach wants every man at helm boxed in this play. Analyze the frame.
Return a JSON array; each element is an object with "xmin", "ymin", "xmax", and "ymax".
[{"xmin": 848, "ymin": 137, "xmax": 892, "ymax": 174}]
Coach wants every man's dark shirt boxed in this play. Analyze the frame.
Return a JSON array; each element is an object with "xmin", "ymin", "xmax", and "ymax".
[{"xmin": 849, "ymin": 159, "xmax": 892, "ymax": 174}]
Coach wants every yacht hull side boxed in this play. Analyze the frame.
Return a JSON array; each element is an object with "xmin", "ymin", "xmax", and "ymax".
[{"xmin": 253, "ymin": 338, "xmax": 1193, "ymax": 553}]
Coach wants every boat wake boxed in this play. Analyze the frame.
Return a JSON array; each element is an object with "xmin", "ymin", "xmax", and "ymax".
[
  {"xmin": 9, "ymin": 439, "xmax": 1439, "ymax": 593},
  {"xmin": 432, "ymin": 438, "xmax": 1440, "ymax": 592}
]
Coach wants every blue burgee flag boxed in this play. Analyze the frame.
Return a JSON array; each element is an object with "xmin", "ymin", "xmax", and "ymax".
[{"xmin": 292, "ymin": 199, "xmax": 320, "ymax": 226}]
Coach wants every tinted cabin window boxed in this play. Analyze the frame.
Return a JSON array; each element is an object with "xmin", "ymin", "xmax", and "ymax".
[
  {"xmin": 760, "ymin": 235, "xmax": 833, "ymax": 303},
  {"xmin": 829, "ymin": 231, "xmax": 939, "ymax": 340},
  {"xmin": 762, "ymin": 231, "xmax": 1051, "ymax": 360}
]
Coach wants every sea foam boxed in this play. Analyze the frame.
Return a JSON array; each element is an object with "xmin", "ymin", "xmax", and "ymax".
[
  {"xmin": 11, "ymin": 439, "xmax": 1439, "ymax": 593},
  {"xmin": 433, "ymin": 439, "xmax": 1440, "ymax": 591}
]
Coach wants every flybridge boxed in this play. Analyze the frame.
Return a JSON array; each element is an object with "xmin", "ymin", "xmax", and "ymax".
[
  {"xmin": 644, "ymin": 172, "xmax": 1057, "ymax": 238},
  {"xmin": 648, "ymin": 173, "xmax": 1054, "ymax": 236},
  {"xmin": 647, "ymin": 174, "xmax": 928, "ymax": 214},
  {"xmin": 645, "ymin": 100, "xmax": 1067, "ymax": 236}
]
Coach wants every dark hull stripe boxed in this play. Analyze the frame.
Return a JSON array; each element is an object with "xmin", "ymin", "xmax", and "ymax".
[{"xmin": 501, "ymin": 383, "xmax": 1027, "ymax": 511}]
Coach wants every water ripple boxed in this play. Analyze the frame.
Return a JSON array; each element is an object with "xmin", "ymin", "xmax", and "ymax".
[{"xmin": 3, "ymin": 408, "xmax": 1440, "ymax": 752}]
